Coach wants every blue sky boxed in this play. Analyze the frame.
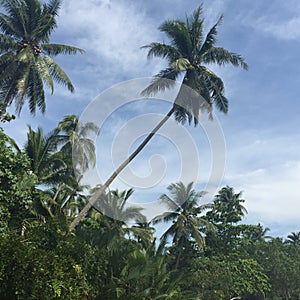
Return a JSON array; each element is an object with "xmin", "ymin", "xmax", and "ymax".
[{"xmin": 2, "ymin": 0, "xmax": 300, "ymax": 237}]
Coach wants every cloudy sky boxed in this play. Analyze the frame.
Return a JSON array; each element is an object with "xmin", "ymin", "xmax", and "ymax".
[{"xmin": 2, "ymin": 0, "xmax": 300, "ymax": 237}]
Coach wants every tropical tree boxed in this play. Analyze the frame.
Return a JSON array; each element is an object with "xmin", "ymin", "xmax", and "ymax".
[
  {"xmin": 287, "ymin": 231, "xmax": 300, "ymax": 245},
  {"xmin": 0, "ymin": 0, "xmax": 83, "ymax": 115},
  {"xmin": 0, "ymin": 129, "xmax": 36, "ymax": 234},
  {"xmin": 70, "ymin": 5, "xmax": 248, "ymax": 230},
  {"xmin": 56, "ymin": 115, "xmax": 99, "ymax": 174},
  {"xmin": 204, "ymin": 186, "xmax": 248, "ymax": 256},
  {"xmin": 23, "ymin": 117, "xmax": 98, "ymax": 221},
  {"xmin": 206, "ymin": 185, "xmax": 248, "ymax": 224},
  {"xmin": 44, "ymin": 181, "xmax": 88, "ymax": 218},
  {"xmin": 24, "ymin": 126, "xmax": 68, "ymax": 185},
  {"xmin": 153, "ymin": 181, "xmax": 213, "ymax": 268}
]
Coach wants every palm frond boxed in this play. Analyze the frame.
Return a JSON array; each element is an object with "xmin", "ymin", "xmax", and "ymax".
[
  {"xmin": 186, "ymin": 5, "xmax": 204, "ymax": 52},
  {"xmin": 160, "ymin": 193, "xmax": 180, "ymax": 211},
  {"xmin": 42, "ymin": 43, "xmax": 84, "ymax": 56},
  {"xmin": 202, "ymin": 47, "xmax": 248, "ymax": 69},
  {"xmin": 43, "ymin": 55, "xmax": 74, "ymax": 92},
  {"xmin": 142, "ymin": 42, "xmax": 180, "ymax": 62},
  {"xmin": 34, "ymin": 0, "xmax": 58, "ymax": 41},
  {"xmin": 37, "ymin": 55, "xmax": 54, "ymax": 94},
  {"xmin": 0, "ymin": 0, "xmax": 26, "ymax": 37},
  {"xmin": 23, "ymin": 65, "xmax": 45, "ymax": 115},
  {"xmin": 199, "ymin": 15, "xmax": 223, "ymax": 55},
  {"xmin": 141, "ymin": 68, "xmax": 179, "ymax": 96},
  {"xmin": 0, "ymin": 34, "xmax": 18, "ymax": 52},
  {"xmin": 46, "ymin": 0, "xmax": 62, "ymax": 15},
  {"xmin": 159, "ymin": 19, "xmax": 192, "ymax": 57}
]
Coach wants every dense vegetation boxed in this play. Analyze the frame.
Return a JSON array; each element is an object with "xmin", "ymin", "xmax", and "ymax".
[
  {"xmin": 0, "ymin": 1, "xmax": 299, "ymax": 299},
  {"xmin": 1, "ymin": 126, "xmax": 300, "ymax": 299}
]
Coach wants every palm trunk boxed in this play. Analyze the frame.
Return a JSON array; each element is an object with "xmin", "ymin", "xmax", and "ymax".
[
  {"xmin": 69, "ymin": 106, "xmax": 175, "ymax": 230},
  {"xmin": 52, "ymin": 183, "xmax": 63, "ymax": 202}
]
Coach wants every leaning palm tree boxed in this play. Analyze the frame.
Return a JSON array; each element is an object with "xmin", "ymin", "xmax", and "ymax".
[
  {"xmin": 70, "ymin": 6, "xmax": 248, "ymax": 230},
  {"xmin": 153, "ymin": 181, "xmax": 214, "ymax": 267},
  {"xmin": 0, "ymin": 0, "xmax": 83, "ymax": 115}
]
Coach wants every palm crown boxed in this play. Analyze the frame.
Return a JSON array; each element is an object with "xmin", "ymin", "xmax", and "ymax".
[
  {"xmin": 142, "ymin": 6, "xmax": 248, "ymax": 125},
  {"xmin": 0, "ymin": 0, "xmax": 83, "ymax": 114},
  {"xmin": 153, "ymin": 182, "xmax": 213, "ymax": 247}
]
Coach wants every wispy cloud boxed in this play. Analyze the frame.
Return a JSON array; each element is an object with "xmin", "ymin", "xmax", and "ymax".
[
  {"xmin": 224, "ymin": 130, "xmax": 300, "ymax": 228},
  {"xmin": 58, "ymin": 0, "xmax": 164, "ymax": 80}
]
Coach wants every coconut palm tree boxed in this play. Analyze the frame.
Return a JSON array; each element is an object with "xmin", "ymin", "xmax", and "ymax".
[
  {"xmin": 56, "ymin": 115, "xmax": 99, "ymax": 174},
  {"xmin": 70, "ymin": 5, "xmax": 247, "ymax": 230},
  {"xmin": 153, "ymin": 181, "xmax": 214, "ymax": 267},
  {"xmin": 92, "ymin": 187, "xmax": 144, "ymax": 226},
  {"xmin": 24, "ymin": 126, "xmax": 68, "ymax": 185},
  {"xmin": 141, "ymin": 7, "xmax": 247, "ymax": 124},
  {"xmin": 0, "ymin": 0, "xmax": 83, "ymax": 115}
]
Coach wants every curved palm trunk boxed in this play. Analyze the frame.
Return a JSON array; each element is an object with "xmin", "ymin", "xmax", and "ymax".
[{"xmin": 69, "ymin": 106, "xmax": 175, "ymax": 230}]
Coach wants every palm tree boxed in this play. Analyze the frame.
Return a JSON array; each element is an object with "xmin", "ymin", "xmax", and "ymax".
[
  {"xmin": 70, "ymin": 5, "xmax": 247, "ymax": 230},
  {"xmin": 0, "ymin": 0, "xmax": 83, "ymax": 115},
  {"xmin": 56, "ymin": 115, "xmax": 99, "ymax": 174},
  {"xmin": 153, "ymin": 181, "xmax": 213, "ymax": 267},
  {"xmin": 131, "ymin": 214, "xmax": 156, "ymax": 249},
  {"xmin": 287, "ymin": 231, "xmax": 300, "ymax": 244},
  {"xmin": 24, "ymin": 126, "xmax": 68, "ymax": 185},
  {"xmin": 93, "ymin": 188, "xmax": 143, "ymax": 223},
  {"xmin": 206, "ymin": 186, "xmax": 248, "ymax": 224}
]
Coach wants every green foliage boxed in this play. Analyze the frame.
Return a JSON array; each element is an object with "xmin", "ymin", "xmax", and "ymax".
[
  {"xmin": 0, "ymin": 3, "xmax": 298, "ymax": 300},
  {"xmin": 142, "ymin": 5, "xmax": 248, "ymax": 124},
  {"xmin": 0, "ymin": 102, "xmax": 15, "ymax": 122},
  {"xmin": 0, "ymin": 0, "xmax": 84, "ymax": 115},
  {"xmin": 0, "ymin": 231, "xmax": 94, "ymax": 299},
  {"xmin": 0, "ymin": 129, "xmax": 36, "ymax": 234},
  {"xmin": 0, "ymin": 134, "xmax": 299, "ymax": 299}
]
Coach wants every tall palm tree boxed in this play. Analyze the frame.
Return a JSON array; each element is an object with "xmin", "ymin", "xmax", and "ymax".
[
  {"xmin": 153, "ymin": 181, "xmax": 213, "ymax": 267},
  {"xmin": 70, "ymin": 6, "xmax": 248, "ymax": 230},
  {"xmin": 56, "ymin": 115, "xmax": 99, "ymax": 174},
  {"xmin": 0, "ymin": 0, "xmax": 83, "ymax": 115}
]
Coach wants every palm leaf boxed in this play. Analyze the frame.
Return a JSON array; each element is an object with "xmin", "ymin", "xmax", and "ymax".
[
  {"xmin": 142, "ymin": 42, "xmax": 180, "ymax": 62},
  {"xmin": 186, "ymin": 5, "xmax": 204, "ymax": 52},
  {"xmin": 202, "ymin": 46, "xmax": 248, "ymax": 69},
  {"xmin": 141, "ymin": 68, "xmax": 179, "ymax": 96},
  {"xmin": 24, "ymin": 65, "xmax": 45, "ymax": 114},
  {"xmin": 42, "ymin": 43, "xmax": 84, "ymax": 55},
  {"xmin": 199, "ymin": 15, "xmax": 223, "ymax": 55},
  {"xmin": 43, "ymin": 54, "xmax": 74, "ymax": 92},
  {"xmin": 159, "ymin": 19, "xmax": 192, "ymax": 57},
  {"xmin": 37, "ymin": 55, "xmax": 54, "ymax": 94},
  {"xmin": 0, "ymin": 34, "xmax": 18, "ymax": 52}
]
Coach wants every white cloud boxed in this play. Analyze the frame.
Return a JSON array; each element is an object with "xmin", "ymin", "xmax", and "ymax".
[
  {"xmin": 58, "ymin": 0, "xmax": 164, "ymax": 79},
  {"xmin": 252, "ymin": 16, "xmax": 300, "ymax": 41},
  {"xmin": 236, "ymin": 0, "xmax": 300, "ymax": 41},
  {"xmin": 237, "ymin": 161, "xmax": 300, "ymax": 222},
  {"xmin": 224, "ymin": 130, "xmax": 300, "ymax": 228}
]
